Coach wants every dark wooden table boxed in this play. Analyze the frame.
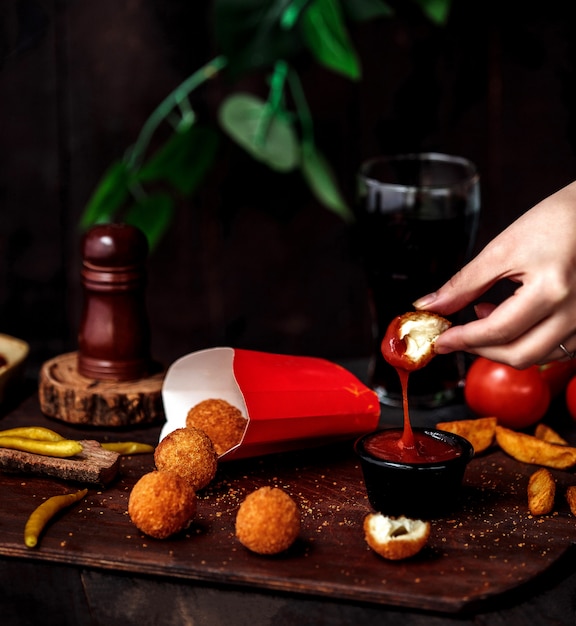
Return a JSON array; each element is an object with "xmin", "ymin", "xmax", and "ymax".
[{"xmin": 2, "ymin": 377, "xmax": 576, "ymax": 626}]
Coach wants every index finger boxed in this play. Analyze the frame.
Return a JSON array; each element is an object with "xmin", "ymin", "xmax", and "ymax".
[
  {"xmin": 434, "ymin": 280, "xmax": 559, "ymax": 354},
  {"xmin": 414, "ymin": 250, "xmax": 508, "ymax": 316}
]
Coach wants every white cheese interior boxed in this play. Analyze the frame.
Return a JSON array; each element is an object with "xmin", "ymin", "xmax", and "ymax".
[
  {"xmin": 368, "ymin": 514, "xmax": 428, "ymax": 542},
  {"xmin": 400, "ymin": 317, "xmax": 450, "ymax": 361}
]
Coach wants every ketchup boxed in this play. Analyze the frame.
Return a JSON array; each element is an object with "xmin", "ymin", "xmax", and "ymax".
[
  {"xmin": 364, "ymin": 428, "xmax": 463, "ymax": 464},
  {"xmin": 379, "ymin": 316, "xmax": 460, "ymax": 463}
]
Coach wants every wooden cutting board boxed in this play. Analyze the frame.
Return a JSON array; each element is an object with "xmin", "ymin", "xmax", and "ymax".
[{"xmin": 1, "ymin": 393, "xmax": 576, "ymax": 614}]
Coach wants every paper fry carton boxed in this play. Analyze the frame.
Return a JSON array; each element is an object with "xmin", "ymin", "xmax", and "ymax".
[{"xmin": 160, "ymin": 347, "xmax": 380, "ymax": 460}]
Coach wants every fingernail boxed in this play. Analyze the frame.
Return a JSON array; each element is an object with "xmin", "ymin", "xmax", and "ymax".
[{"xmin": 412, "ymin": 292, "xmax": 438, "ymax": 309}]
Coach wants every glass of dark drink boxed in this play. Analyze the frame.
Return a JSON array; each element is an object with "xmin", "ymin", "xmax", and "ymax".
[{"xmin": 356, "ymin": 153, "xmax": 480, "ymax": 408}]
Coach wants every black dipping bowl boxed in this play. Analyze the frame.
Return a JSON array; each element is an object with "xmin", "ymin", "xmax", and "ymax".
[{"xmin": 354, "ymin": 427, "xmax": 474, "ymax": 519}]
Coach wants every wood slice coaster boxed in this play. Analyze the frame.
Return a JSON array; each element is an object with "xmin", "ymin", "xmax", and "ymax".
[{"xmin": 38, "ymin": 352, "xmax": 166, "ymax": 427}]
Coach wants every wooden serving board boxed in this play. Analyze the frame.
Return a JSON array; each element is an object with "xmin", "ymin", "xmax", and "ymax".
[{"xmin": 1, "ymin": 393, "xmax": 576, "ymax": 614}]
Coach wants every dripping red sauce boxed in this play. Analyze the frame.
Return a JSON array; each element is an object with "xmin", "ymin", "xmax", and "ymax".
[{"xmin": 377, "ymin": 318, "xmax": 462, "ymax": 464}]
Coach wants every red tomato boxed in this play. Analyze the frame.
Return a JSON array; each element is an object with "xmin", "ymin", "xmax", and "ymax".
[
  {"xmin": 565, "ymin": 375, "xmax": 576, "ymax": 421},
  {"xmin": 539, "ymin": 359, "xmax": 576, "ymax": 397},
  {"xmin": 464, "ymin": 357, "xmax": 550, "ymax": 429}
]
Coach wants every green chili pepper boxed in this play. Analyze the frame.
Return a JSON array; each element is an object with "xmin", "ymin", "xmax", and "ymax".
[
  {"xmin": 100, "ymin": 441, "xmax": 154, "ymax": 455},
  {"xmin": 0, "ymin": 426, "xmax": 65, "ymax": 442},
  {"xmin": 24, "ymin": 488, "xmax": 88, "ymax": 548},
  {"xmin": 0, "ymin": 436, "xmax": 83, "ymax": 457}
]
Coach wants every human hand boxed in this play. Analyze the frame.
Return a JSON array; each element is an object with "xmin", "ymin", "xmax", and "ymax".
[{"xmin": 413, "ymin": 181, "xmax": 576, "ymax": 368}]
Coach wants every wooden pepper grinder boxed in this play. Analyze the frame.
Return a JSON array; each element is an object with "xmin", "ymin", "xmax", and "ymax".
[
  {"xmin": 78, "ymin": 223, "xmax": 151, "ymax": 381},
  {"xmin": 38, "ymin": 223, "xmax": 165, "ymax": 427}
]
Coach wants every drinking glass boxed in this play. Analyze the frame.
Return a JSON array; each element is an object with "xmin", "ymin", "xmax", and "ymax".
[{"xmin": 356, "ymin": 152, "xmax": 480, "ymax": 408}]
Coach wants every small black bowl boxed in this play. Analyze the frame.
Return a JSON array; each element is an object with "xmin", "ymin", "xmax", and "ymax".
[{"xmin": 354, "ymin": 427, "xmax": 474, "ymax": 519}]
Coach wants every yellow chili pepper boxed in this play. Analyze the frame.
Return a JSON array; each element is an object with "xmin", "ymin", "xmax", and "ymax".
[
  {"xmin": 24, "ymin": 488, "xmax": 88, "ymax": 548},
  {"xmin": 100, "ymin": 441, "xmax": 154, "ymax": 455},
  {"xmin": 0, "ymin": 436, "xmax": 83, "ymax": 458},
  {"xmin": 0, "ymin": 426, "xmax": 65, "ymax": 442}
]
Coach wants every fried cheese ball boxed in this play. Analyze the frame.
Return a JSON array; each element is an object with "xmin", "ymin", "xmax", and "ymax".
[
  {"xmin": 186, "ymin": 398, "xmax": 248, "ymax": 456},
  {"xmin": 128, "ymin": 470, "xmax": 197, "ymax": 539},
  {"xmin": 382, "ymin": 311, "xmax": 451, "ymax": 371},
  {"xmin": 154, "ymin": 427, "xmax": 218, "ymax": 490},
  {"xmin": 363, "ymin": 513, "xmax": 430, "ymax": 560},
  {"xmin": 235, "ymin": 486, "xmax": 300, "ymax": 555}
]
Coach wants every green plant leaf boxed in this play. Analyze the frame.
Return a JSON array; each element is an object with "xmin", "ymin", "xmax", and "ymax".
[
  {"xmin": 301, "ymin": 0, "xmax": 361, "ymax": 80},
  {"xmin": 137, "ymin": 125, "xmax": 219, "ymax": 196},
  {"xmin": 414, "ymin": 0, "xmax": 452, "ymax": 25},
  {"xmin": 341, "ymin": 0, "xmax": 393, "ymax": 21},
  {"xmin": 214, "ymin": 0, "xmax": 303, "ymax": 77},
  {"xmin": 218, "ymin": 93, "xmax": 299, "ymax": 171},
  {"xmin": 301, "ymin": 146, "xmax": 354, "ymax": 222},
  {"xmin": 123, "ymin": 193, "xmax": 175, "ymax": 251},
  {"xmin": 80, "ymin": 161, "xmax": 132, "ymax": 229}
]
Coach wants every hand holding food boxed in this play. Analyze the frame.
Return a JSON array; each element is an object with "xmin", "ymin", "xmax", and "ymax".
[{"xmin": 413, "ymin": 180, "xmax": 576, "ymax": 368}]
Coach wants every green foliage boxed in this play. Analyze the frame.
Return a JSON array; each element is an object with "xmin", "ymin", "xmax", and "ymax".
[
  {"xmin": 301, "ymin": 0, "xmax": 361, "ymax": 80},
  {"xmin": 138, "ymin": 125, "xmax": 220, "ymax": 195},
  {"xmin": 340, "ymin": 0, "xmax": 393, "ymax": 21},
  {"xmin": 218, "ymin": 93, "xmax": 299, "ymax": 171},
  {"xmin": 80, "ymin": 161, "xmax": 132, "ymax": 228},
  {"xmin": 414, "ymin": 0, "xmax": 451, "ymax": 25},
  {"xmin": 214, "ymin": 0, "xmax": 301, "ymax": 78},
  {"xmin": 124, "ymin": 193, "xmax": 175, "ymax": 250},
  {"xmin": 80, "ymin": 0, "xmax": 452, "ymax": 250},
  {"xmin": 301, "ymin": 144, "xmax": 352, "ymax": 221}
]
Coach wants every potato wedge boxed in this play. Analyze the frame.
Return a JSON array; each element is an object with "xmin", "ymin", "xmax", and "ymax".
[
  {"xmin": 436, "ymin": 416, "xmax": 497, "ymax": 454},
  {"xmin": 495, "ymin": 425, "xmax": 576, "ymax": 469},
  {"xmin": 566, "ymin": 486, "xmax": 576, "ymax": 516},
  {"xmin": 534, "ymin": 423, "xmax": 569, "ymax": 446},
  {"xmin": 527, "ymin": 467, "xmax": 555, "ymax": 515}
]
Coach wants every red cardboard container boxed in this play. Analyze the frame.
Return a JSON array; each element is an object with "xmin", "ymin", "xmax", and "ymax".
[{"xmin": 160, "ymin": 347, "xmax": 380, "ymax": 460}]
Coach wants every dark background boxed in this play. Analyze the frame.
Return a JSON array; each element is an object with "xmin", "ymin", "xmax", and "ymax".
[{"xmin": 2, "ymin": 0, "xmax": 576, "ymax": 379}]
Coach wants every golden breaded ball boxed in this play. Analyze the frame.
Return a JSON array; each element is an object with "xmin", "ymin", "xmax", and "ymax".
[
  {"xmin": 363, "ymin": 513, "xmax": 430, "ymax": 560},
  {"xmin": 154, "ymin": 427, "xmax": 218, "ymax": 490},
  {"xmin": 128, "ymin": 471, "xmax": 197, "ymax": 539},
  {"xmin": 186, "ymin": 398, "xmax": 247, "ymax": 456},
  {"xmin": 235, "ymin": 486, "xmax": 300, "ymax": 555}
]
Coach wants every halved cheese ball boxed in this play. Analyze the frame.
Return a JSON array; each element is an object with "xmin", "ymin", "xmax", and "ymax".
[
  {"xmin": 381, "ymin": 311, "xmax": 451, "ymax": 371},
  {"xmin": 363, "ymin": 513, "xmax": 431, "ymax": 560}
]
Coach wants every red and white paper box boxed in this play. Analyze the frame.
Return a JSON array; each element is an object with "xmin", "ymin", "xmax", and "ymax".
[{"xmin": 160, "ymin": 347, "xmax": 380, "ymax": 460}]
